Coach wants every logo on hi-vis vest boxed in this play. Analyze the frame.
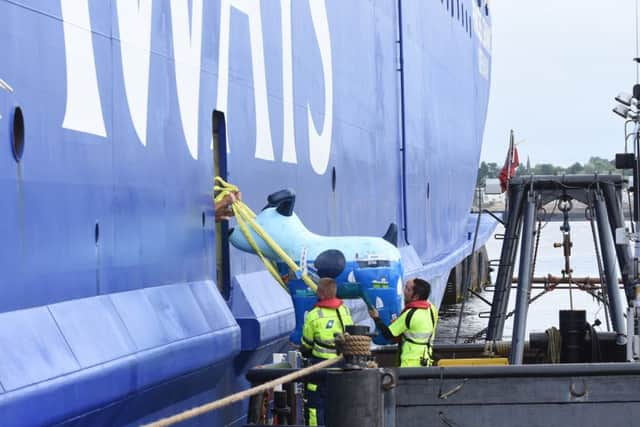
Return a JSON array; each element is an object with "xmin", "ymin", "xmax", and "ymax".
[{"xmin": 326, "ymin": 320, "xmax": 334, "ymax": 329}]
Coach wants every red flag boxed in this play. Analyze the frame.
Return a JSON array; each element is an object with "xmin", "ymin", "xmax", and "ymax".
[{"xmin": 499, "ymin": 143, "xmax": 519, "ymax": 192}]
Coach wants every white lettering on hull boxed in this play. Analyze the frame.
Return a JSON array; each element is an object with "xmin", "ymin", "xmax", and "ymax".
[
  {"xmin": 472, "ymin": 5, "xmax": 491, "ymax": 81},
  {"xmin": 280, "ymin": 0, "xmax": 296, "ymax": 164},
  {"xmin": 61, "ymin": 0, "xmax": 107, "ymax": 137},
  {"xmin": 307, "ymin": 0, "xmax": 333, "ymax": 175},
  {"xmin": 170, "ymin": 0, "xmax": 203, "ymax": 159},
  {"xmin": 216, "ymin": 0, "xmax": 231, "ymax": 152},
  {"xmin": 59, "ymin": 1, "xmax": 335, "ymax": 172},
  {"xmin": 217, "ymin": 0, "xmax": 275, "ymax": 161},
  {"xmin": 116, "ymin": 0, "xmax": 152, "ymax": 146}
]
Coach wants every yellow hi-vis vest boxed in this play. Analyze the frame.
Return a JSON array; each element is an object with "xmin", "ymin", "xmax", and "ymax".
[
  {"xmin": 301, "ymin": 304, "xmax": 353, "ymax": 359},
  {"xmin": 389, "ymin": 303, "xmax": 438, "ymax": 367}
]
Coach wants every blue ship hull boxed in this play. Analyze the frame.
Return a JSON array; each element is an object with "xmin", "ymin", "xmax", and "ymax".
[{"xmin": 0, "ymin": 0, "xmax": 492, "ymax": 425}]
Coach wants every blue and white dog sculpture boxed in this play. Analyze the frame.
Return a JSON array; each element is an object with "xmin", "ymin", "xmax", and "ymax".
[{"xmin": 229, "ymin": 190, "xmax": 403, "ymax": 345}]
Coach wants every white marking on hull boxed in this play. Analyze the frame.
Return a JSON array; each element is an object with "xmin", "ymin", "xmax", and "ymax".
[
  {"xmin": 307, "ymin": 0, "xmax": 333, "ymax": 175},
  {"xmin": 56, "ymin": 0, "xmax": 336, "ymax": 172},
  {"xmin": 216, "ymin": 0, "xmax": 231, "ymax": 153},
  {"xmin": 170, "ymin": 0, "xmax": 203, "ymax": 159},
  {"xmin": 0, "ymin": 78, "xmax": 13, "ymax": 93},
  {"xmin": 0, "ymin": 77, "xmax": 11, "ymax": 119},
  {"xmin": 281, "ymin": 0, "xmax": 296, "ymax": 164},
  {"xmin": 116, "ymin": 0, "xmax": 152, "ymax": 146},
  {"xmin": 478, "ymin": 47, "xmax": 489, "ymax": 80},
  {"xmin": 472, "ymin": 5, "xmax": 492, "ymax": 54},
  {"xmin": 61, "ymin": 0, "xmax": 107, "ymax": 137},
  {"xmin": 217, "ymin": 0, "xmax": 275, "ymax": 161}
]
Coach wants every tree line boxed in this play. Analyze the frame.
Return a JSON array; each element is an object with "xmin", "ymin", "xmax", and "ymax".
[{"xmin": 477, "ymin": 156, "xmax": 626, "ymax": 186}]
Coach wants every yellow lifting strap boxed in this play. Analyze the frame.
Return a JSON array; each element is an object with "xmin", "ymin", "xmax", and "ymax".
[{"xmin": 213, "ymin": 177, "xmax": 318, "ymax": 294}]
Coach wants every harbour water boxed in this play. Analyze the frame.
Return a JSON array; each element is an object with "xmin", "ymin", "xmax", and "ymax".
[{"xmin": 436, "ymin": 219, "xmax": 628, "ymax": 344}]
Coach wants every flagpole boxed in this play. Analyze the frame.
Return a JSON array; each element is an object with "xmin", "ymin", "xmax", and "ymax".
[
  {"xmin": 505, "ymin": 129, "xmax": 514, "ymax": 213},
  {"xmin": 508, "ymin": 129, "xmax": 514, "ymax": 185}
]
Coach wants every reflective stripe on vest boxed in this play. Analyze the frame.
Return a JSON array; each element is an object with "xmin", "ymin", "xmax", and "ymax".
[
  {"xmin": 404, "ymin": 331, "xmax": 433, "ymax": 344},
  {"xmin": 307, "ymin": 305, "xmax": 353, "ymax": 359},
  {"xmin": 401, "ymin": 306, "xmax": 436, "ymax": 364},
  {"xmin": 302, "ymin": 336, "xmax": 314, "ymax": 347},
  {"xmin": 314, "ymin": 337, "xmax": 337, "ymax": 350}
]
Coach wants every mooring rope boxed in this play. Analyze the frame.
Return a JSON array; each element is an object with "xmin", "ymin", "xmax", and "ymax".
[
  {"xmin": 141, "ymin": 355, "xmax": 343, "ymax": 427},
  {"xmin": 336, "ymin": 334, "xmax": 372, "ymax": 356},
  {"xmin": 142, "ymin": 333, "xmax": 374, "ymax": 426}
]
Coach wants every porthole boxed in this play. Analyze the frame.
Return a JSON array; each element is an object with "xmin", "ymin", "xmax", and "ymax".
[
  {"xmin": 331, "ymin": 166, "xmax": 337, "ymax": 192},
  {"xmin": 11, "ymin": 106, "xmax": 24, "ymax": 161}
]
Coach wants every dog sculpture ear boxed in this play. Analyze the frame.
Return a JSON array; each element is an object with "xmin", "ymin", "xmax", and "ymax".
[
  {"xmin": 382, "ymin": 223, "xmax": 398, "ymax": 247},
  {"xmin": 263, "ymin": 189, "xmax": 296, "ymax": 216},
  {"xmin": 314, "ymin": 249, "xmax": 346, "ymax": 279}
]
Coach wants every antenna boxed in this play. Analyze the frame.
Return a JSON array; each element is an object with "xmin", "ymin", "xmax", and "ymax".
[{"xmin": 636, "ymin": 0, "xmax": 639, "ymax": 83}]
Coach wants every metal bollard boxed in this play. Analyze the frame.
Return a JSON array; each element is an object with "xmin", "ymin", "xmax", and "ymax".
[{"xmin": 326, "ymin": 369, "xmax": 388, "ymax": 427}]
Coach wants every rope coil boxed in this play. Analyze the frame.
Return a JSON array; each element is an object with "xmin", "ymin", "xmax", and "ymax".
[{"xmin": 337, "ymin": 333, "xmax": 372, "ymax": 356}]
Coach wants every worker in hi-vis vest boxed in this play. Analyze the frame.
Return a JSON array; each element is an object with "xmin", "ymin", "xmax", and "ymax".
[
  {"xmin": 300, "ymin": 277, "xmax": 353, "ymax": 426},
  {"xmin": 368, "ymin": 278, "xmax": 438, "ymax": 367}
]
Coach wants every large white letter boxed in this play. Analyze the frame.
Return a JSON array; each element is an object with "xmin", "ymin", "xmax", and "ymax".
[
  {"xmin": 307, "ymin": 0, "xmax": 333, "ymax": 175},
  {"xmin": 280, "ymin": 0, "xmax": 296, "ymax": 163},
  {"xmin": 170, "ymin": 0, "xmax": 203, "ymax": 159},
  {"xmin": 116, "ymin": 0, "xmax": 152, "ymax": 146},
  {"xmin": 61, "ymin": 0, "xmax": 107, "ymax": 137},
  {"xmin": 216, "ymin": 0, "xmax": 231, "ymax": 129},
  {"xmin": 217, "ymin": 0, "xmax": 274, "ymax": 161}
]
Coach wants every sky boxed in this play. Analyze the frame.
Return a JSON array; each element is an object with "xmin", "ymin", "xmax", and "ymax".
[{"xmin": 481, "ymin": 1, "xmax": 639, "ymax": 167}]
